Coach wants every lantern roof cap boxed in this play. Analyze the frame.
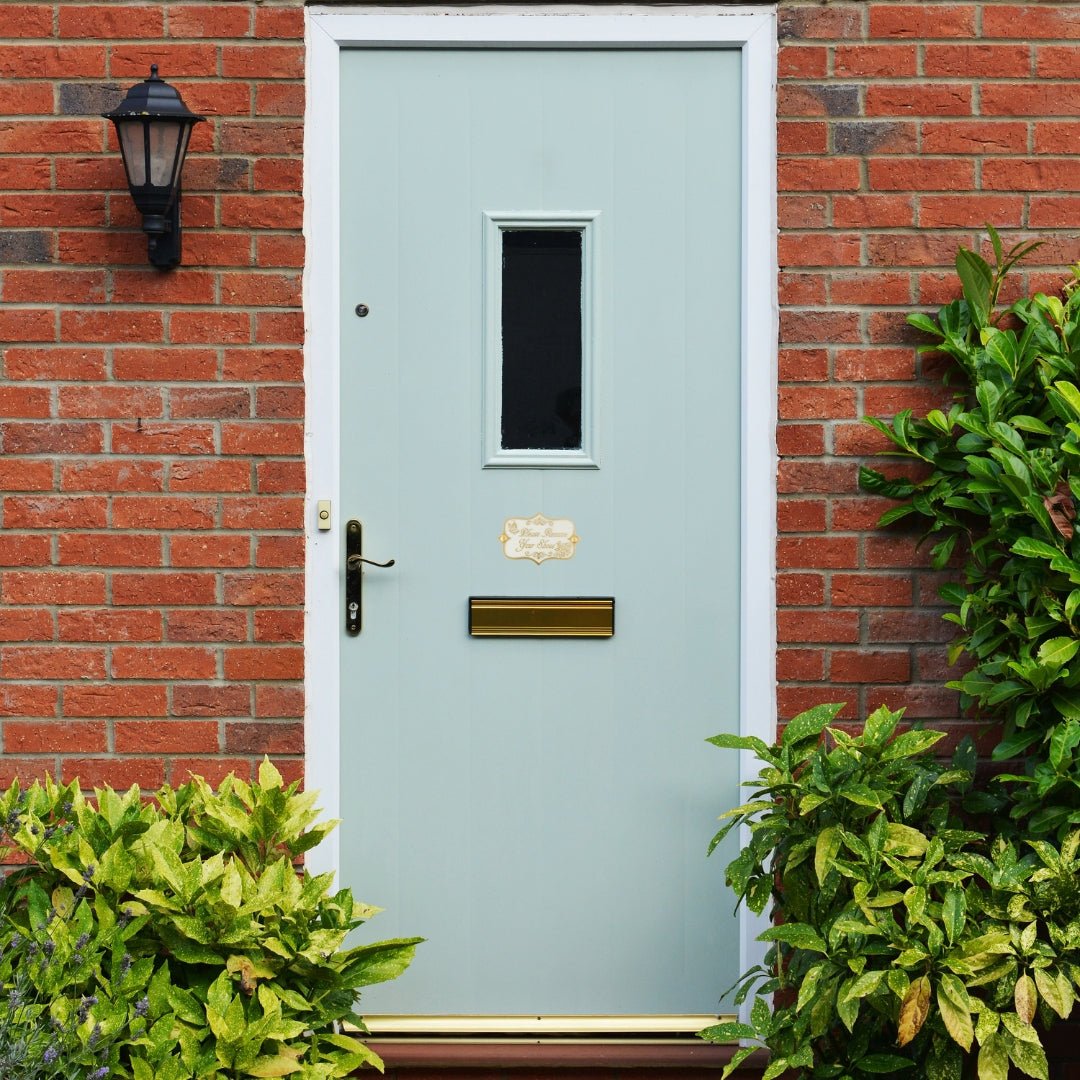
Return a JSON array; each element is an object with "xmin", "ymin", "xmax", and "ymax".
[{"xmin": 103, "ymin": 65, "xmax": 205, "ymax": 124}]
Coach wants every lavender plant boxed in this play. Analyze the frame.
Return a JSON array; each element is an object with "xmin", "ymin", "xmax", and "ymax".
[{"xmin": 0, "ymin": 800, "xmax": 162, "ymax": 1080}]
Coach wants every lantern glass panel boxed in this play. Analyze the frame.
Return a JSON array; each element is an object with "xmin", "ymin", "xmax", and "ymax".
[
  {"xmin": 169, "ymin": 125, "xmax": 193, "ymax": 190},
  {"xmin": 117, "ymin": 120, "xmax": 147, "ymax": 187},
  {"xmin": 148, "ymin": 121, "xmax": 183, "ymax": 187}
]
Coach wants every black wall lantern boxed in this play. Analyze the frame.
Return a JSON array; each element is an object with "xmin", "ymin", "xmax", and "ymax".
[{"xmin": 103, "ymin": 66, "xmax": 204, "ymax": 270}]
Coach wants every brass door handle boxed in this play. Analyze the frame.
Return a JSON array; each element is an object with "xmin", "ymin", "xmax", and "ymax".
[
  {"xmin": 346, "ymin": 553, "xmax": 395, "ymax": 570},
  {"xmin": 345, "ymin": 519, "xmax": 395, "ymax": 635}
]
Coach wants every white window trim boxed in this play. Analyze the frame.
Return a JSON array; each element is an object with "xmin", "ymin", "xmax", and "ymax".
[
  {"xmin": 482, "ymin": 210, "xmax": 600, "ymax": 469},
  {"xmin": 303, "ymin": 3, "xmax": 779, "ymax": 1023}
]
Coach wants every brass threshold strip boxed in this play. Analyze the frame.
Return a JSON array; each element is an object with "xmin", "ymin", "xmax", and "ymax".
[{"xmin": 362, "ymin": 1014, "xmax": 728, "ymax": 1037}]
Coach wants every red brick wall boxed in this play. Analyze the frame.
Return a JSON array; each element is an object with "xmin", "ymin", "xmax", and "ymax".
[
  {"xmin": 0, "ymin": 0, "xmax": 1078, "ymax": 799},
  {"xmin": 0, "ymin": 1, "xmax": 305, "ymax": 789},
  {"xmin": 0, "ymin": 0, "xmax": 1078, "ymax": 1075},
  {"xmin": 776, "ymin": 0, "xmax": 1080, "ymax": 744}
]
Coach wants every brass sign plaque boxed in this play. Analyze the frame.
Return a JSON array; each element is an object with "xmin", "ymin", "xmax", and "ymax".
[
  {"xmin": 500, "ymin": 513, "xmax": 579, "ymax": 564},
  {"xmin": 469, "ymin": 597, "xmax": 614, "ymax": 638}
]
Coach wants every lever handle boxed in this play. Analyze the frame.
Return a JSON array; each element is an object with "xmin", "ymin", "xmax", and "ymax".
[
  {"xmin": 346, "ymin": 553, "xmax": 396, "ymax": 570},
  {"xmin": 345, "ymin": 519, "xmax": 394, "ymax": 635}
]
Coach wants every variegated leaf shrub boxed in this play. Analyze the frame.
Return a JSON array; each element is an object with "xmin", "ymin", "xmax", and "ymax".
[
  {"xmin": 701, "ymin": 703, "xmax": 1080, "ymax": 1080},
  {"xmin": 0, "ymin": 761, "xmax": 420, "ymax": 1079}
]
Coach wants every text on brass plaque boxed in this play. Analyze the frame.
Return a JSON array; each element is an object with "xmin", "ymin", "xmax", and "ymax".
[
  {"xmin": 500, "ymin": 514, "xmax": 579, "ymax": 564},
  {"xmin": 469, "ymin": 597, "xmax": 614, "ymax": 638}
]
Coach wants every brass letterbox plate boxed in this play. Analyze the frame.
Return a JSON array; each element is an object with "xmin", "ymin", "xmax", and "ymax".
[{"xmin": 469, "ymin": 597, "xmax": 614, "ymax": 638}]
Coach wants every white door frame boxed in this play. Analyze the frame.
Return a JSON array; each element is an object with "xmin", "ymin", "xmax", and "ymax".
[{"xmin": 303, "ymin": 3, "xmax": 778, "ymax": 1009}]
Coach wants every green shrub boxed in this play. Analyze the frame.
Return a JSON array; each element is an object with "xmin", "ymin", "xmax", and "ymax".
[
  {"xmin": 701, "ymin": 703, "xmax": 1080, "ymax": 1080},
  {"xmin": 859, "ymin": 228, "xmax": 1080, "ymax": 833},
  {"xmin": 0, "ymin": 761, "xmax": 421, "ymax": 1079},
  {"xmin": 702, "ymin": 232, "xmax": 1080, "ymax": 1079}
]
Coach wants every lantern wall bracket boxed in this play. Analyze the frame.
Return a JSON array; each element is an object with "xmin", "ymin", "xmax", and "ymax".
[{"xmin": 146, "ymin": 197, "xmax": 182, "ymax": 270}]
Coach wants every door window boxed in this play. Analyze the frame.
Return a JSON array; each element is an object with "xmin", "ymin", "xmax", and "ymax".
[
  {"xmin": 500, "ymin": 229, "xmax": 583, "ymax": 452},
  {"xmin": 483, "ymin": 212, "xmax": 598, "ymax": 468}
]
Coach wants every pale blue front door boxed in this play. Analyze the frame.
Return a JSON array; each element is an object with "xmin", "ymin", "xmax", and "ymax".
[{"xmin": 338, "ymin": 44, "xmax": 743, "ymax": 1021}]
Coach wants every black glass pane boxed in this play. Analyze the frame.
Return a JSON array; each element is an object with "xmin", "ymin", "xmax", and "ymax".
[{"xmin": 501, "ymin": 229, "xmax": 583, "ymax": 451}]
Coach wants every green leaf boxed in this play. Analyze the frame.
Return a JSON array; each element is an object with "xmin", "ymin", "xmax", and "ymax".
[
  {"xmin": 938, "ymin": 974, "xmax": 974, "ymax": 1052},
  {"xmin": 1007, "ymin": 1037, "xmax": 1049, "ymax": 1080},
  {"xmin": 932, "ymin": 532, "xmax": 959, "ymax": 570},
  {"xmin": 837, "ymin": 975, "xmax": 861, "ymax": 1033},
  {"xmin": 958, "ymin": 248, "xmax": 993, "ymax": 324},
  {"xmin": 341, "ymin": 937, "xmax": 423, "ymax": 987},
  {"xmin": 1066, "ymin": 589, "xmax": 1080, "ymax": 624},
  {"xmin": 985, "ymin": 332, "xmax": 1019, "ymax": 377},
  {"xmin": 903, "ymin": 770, "xmax": 937, "ymax": 818},
  {"xmin": 1010, "ymin": 414, "xmax": 1054, "ymax": 435},
  {"xmin": 781, "ymin": 703, "xmax": 844, "ymax": 747},
  {"xmin": 985, "ymin": 680, "xmax": 1028, "ymax": 706},
  {"xmin": 147, "ymin": 961, "xmax": 173, "ymax": 1020},
  {"xmin": 762, "ymin": 1059, "xmax": 792, "ymax": 1080},
  {"xmin": 1054, "ymin": 380, "xmax": 1080, "ymax": 421},
  {"xmin": 991, "ymin": 727, "xmax": 1044, "ymax": 760},
  {"xmin": 167, "ymin": 984, "xmax": 205, "ymax": 1027},
  {"xmin": 796, "ymin": 963, "xmax": 829, "ymax": 1013},
  {"xmin": 758, "ymin": 923, "xmax": 828, "ymax": 953},
  {"xmin": 1038, "ymin": 637, "xmax": 1080, "ymax": 666},
  {"xmin": 132, "ymin": 1060, "xmax": 154, "ymax": 1080},
  {"xmin": 989, "ymin": 223, "xmax": 1004, "ymax": 265},
  {"xmin": 858, "ymin": 1054, "xmax": 915, "ymax": 1073},
  {"xmin": 943, "ymin": 886, "xmax": 966, "ymax": 945},
  {"xmin": 989, "ymin": 420, "xmax": 1026, "ymax": 455},
  {"xmin": 978, "ymin": 1033, "xmax": 1010, "ymax": 1080},
  {"xmin": 1049, "ymin": 721, "xmax": 1080, "ymax": 772},
  {"xmin": 863, "ymin": 705, "xmax": 902, "ymax": 747},
  {"xmin": 799, "ymin": 792, "xmax": 827, "ymax": 814},
  {"xmin": 698, "ymin": 1022, "xmax": 756, "ymax": 1043},
  {"xmin": 1033, "ymin": 968, "xmax": 1070, "ymax": 1019},
  {"xmin": 148, "ymin": 844, "xmax": 186, "ymax": 897},
  {"xmin": 908, "ymin": 312, "xmax": 942, "ymax": 337},
  {"xmin": 248, "ymin": 1055, "xmax": 304, "ymax": 1078},
  {"xmin": 220, "ymin": 859, "xmax": 243, "ymax": 908},
  {"xmin": 751, "ymin": 995, "xmax": 772, "ymax": 1036},
  {"xmin": 887, "ymin": 968, "xmax": 910, "ymax": 999},
  {"xmin": 706, "ymin": 733, "xmax": 772, "ymax": 757},
  {"xmin": 719, "ymin": 1047, "xmax": 757, "ymax": 1080},
  {"xmin": 815, "ymin": 826, "xmax": 841, "ymax": 886},
  {"xmin": 861, "ymin": 466, "xmax": 917, "ymax": 498},
  {"xmin": 1001, "ymin": 1013, "xmax": 1041, "ymax": 1044},
  {"xmin": 927, "ymin": 1043, "xmax": 965, "ymax": 1080},
  {"xmin": 846, "ymin": 970, "xmax": 885, "ymax": 1001},
  {"xmin": 725, "ymin": 847, "xmax": 756, "ymax": 897},
  {"xmin": 877, "ymin": 504, "xmax": 918, "ymax": 527},
  {"xmin": 840, "ymin": 783, "xmax": 884, "ymax": 807},
  {"xmin": 884, "ymin": 824, "xmax": 929, "ymax": 857},
  {"xmin": 881, "ymin": 729, "xmax": 945, "ymax": 760},
  {"xmin": 865, "ymin": 890, "xmax": 905, "ymax": 909},
  {"xmin": 717, "ymin": 1045, "xmax": 760, "ymax": 1080},
  {"xmin": 976, "ymin": 1008, "xmax": 1001, "ymax": 1045},
  {"xmin": 258, "ymin": 757, "xmax": 284, "ymax": 790},
  {"xmin": 904, "ymin": 885, "xmax": 928, "ymax": 923}
]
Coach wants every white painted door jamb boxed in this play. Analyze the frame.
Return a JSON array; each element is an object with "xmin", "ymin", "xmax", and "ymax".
[{"xmin": 302, "ymin": 3, "xmax": 778, "ymax": 1023}]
